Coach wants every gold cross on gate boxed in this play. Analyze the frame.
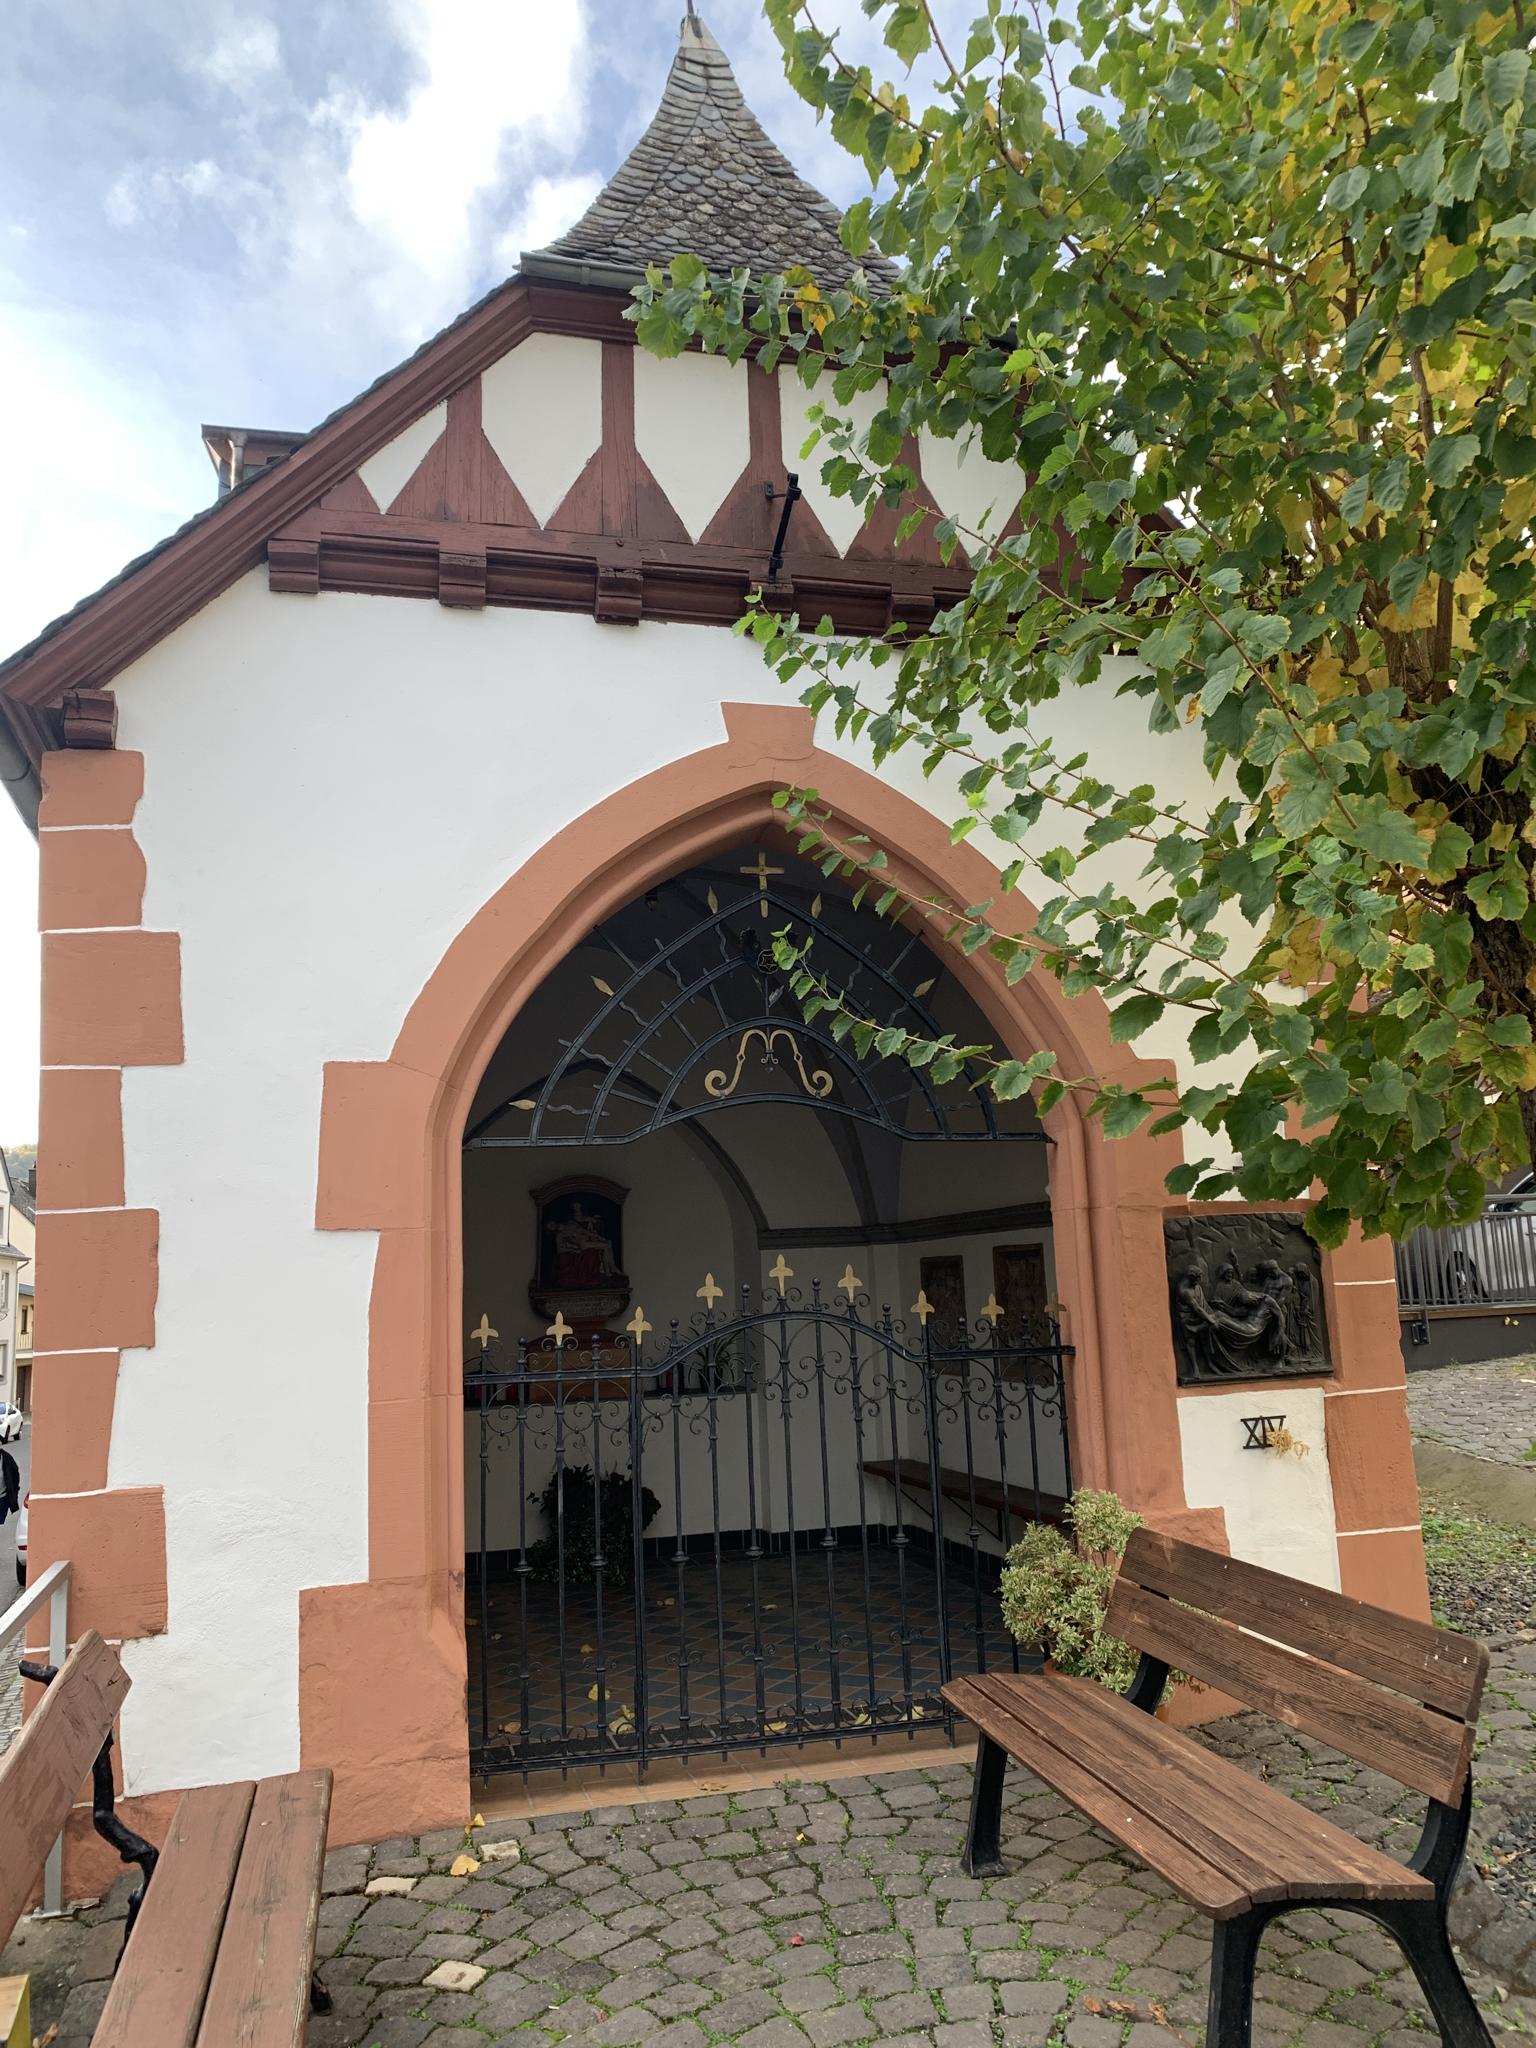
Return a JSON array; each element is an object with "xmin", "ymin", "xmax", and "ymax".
[
  {"xmin": 470, "ymin": 1312, "xmax": 498, "ymax": 1353},
  {"xmin": 769, "ymin": 1254, "xmax": 794, "ymax": 1298},
  {"xmin": 837, "ymin": 1264, "xmax": 863, "ymax": 1302},
  {"xmin": 980, "ymin": 1294, "xmax": 1004, "ymax": 1328},
  {"xmin": 910, "ymin": 1289, "xmax": 934, "ymax": 1326},
  {"xmin": 697, "ymin": 1273, "xmax": 724, "ymax": 1311},
  {"xmin": 740, "ymin": 850, "xmax": 784, "ymax": 920},
  {"xmin": 627, "ymin": 1306, "xmax": 653, "ymax": 1343},
  {"xmin": 546, "ymin": 1310, "xmax": 574, "ymax": 1347}
]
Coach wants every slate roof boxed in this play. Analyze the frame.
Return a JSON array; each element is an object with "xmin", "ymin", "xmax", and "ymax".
[{"xmin": 532, "ymin": 11, "xmax": 895, "ymax": 289}]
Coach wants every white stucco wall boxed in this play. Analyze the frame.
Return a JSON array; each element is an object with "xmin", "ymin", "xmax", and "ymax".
[
  {"xmin": 94, "ymin": 554, "xmax": 1305, "ymax": 1793},
  {"xmin": 1177, "ymin": 1387, "xmax": 1341, "ymax": 1590}
]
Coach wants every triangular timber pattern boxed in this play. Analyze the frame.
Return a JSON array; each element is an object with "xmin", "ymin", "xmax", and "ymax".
[{"xmin": 268, "ymin": 318, "xmax": 982, "ymax": 631}]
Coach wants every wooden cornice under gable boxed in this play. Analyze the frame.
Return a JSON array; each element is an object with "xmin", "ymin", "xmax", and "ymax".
[
  {"xmin": 0, "ymin": 273, "xmax": 986, "ymax": 769},
  {"xmin": 0, "ymin": 277, "xmax": 635, "ymax": 717}
]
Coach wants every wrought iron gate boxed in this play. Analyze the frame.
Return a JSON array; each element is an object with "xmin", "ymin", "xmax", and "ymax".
[{"xmin": 465, "ymin": 1275, "xmax": 1072, "ymax": 1779}]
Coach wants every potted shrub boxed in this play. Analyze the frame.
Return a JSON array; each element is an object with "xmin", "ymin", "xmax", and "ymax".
[
  {"xmin": 999, "ymin": 1487, "xmax": 1148, "ymax": 1691},
  {"xmin": 527, "ymin": 1465, "xmax": 661, "ymax": 1586}
]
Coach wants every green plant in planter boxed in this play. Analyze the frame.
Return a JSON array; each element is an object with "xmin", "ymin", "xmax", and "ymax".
[
  {"xmin": 999, "ymin": 1488, "xmax": 1145, "ymax": 1691},
  {"xmin": 527, "ymin": 1466, "xmax": 661, "ymax": 1588}
]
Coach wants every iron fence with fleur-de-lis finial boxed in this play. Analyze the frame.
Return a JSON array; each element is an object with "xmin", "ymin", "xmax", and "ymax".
[{"xmin": 462, "ymin": 1273, "xmax": 1073, "ymax": 1781}]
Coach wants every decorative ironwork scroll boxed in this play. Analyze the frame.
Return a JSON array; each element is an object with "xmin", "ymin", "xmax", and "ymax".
[
  {"xmin": 463, "ymin": 874, "xmax": 1047, "ymax": 1151},
  {"xmin": 703, "ymin": 1027, "xmax": 833, "ymax": 1101},
  {"xmin": 1165, "ymin": 1213, "xmax": 1330, "ymax": 1385}
]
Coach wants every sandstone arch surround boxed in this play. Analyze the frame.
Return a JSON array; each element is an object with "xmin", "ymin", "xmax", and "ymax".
[{"xmin": 306, "ymin": 700, "xmax": 1214, "ymax": 1843}]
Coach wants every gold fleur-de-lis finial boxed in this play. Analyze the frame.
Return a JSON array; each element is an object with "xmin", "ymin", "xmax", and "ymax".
[
  {"xmin": 910, "ymin": 1289, "xmax": 934, "ymax": 1326},
  {"xmin": 980, "ymin": 1294, "xmax": 1004, "ymax": 1327},
  {"xmin": 546, "ymin": 1310, "xmax": 574, "ymax": 1347},
  {"xmin": 697, "ymin": 1273, "xmax": 723, "ymax": 1310},
  {"xmin": 627, "ymin": 1306, "xmax": 652, "ymax": 1342},
  {"xmin": 769, "ymin": 1254, "xmax": 794, "ymax": 1297},
  {"xmin": 471, "ymin": 1312, "xmax": 498, "ymax": 1352},
  {"xmin": 837, "ymin": 1264, "xmax": 862, "ymax": 1301}
]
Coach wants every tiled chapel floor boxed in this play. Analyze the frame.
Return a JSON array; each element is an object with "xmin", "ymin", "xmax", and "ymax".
[{"xmin": 467, "ymin": 1550, "xmax": 1020, "ymax": 1769}]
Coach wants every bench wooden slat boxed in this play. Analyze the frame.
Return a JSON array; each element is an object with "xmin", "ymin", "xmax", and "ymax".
[
  {"xmin": 955, "ymin": 1672, "xmax": 1285, "ymax": 1903},
  {"xmin": 1105, "ymin": 1578, "xmax": 1473, "ymax": 1806},
  {"xmin": 945, "ymin": 1674, "xmax": 1255, "ymax": 1918},
  {"xmin": 94, "ymin": 1781, "xmax": 257, "ymax": 2048},
  {"xmin": 1121, "ymin": 1529, "xmax": 1487, "ymax": 1720},
  {"xmin": 982, "ymin": 1670, "xmax": 1431, "ymax": 1903},
  {"xmin": 194, "ymin": 1769, "xmax": 332, "ymax": 2048},
  {"xmin": 0, "ymin": 1632, "xmax": 128, "ymax": 1942}
]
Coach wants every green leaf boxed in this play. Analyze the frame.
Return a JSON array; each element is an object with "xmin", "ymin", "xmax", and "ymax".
[
  {"xmin": 1101, "ymin": 1092, "xmax": 1154, "ymax": 1138},
  {"xmin": 1484, "ymin": 48, "xmax": 1531, "ymax": 111},
  {"xmin": 1109, "ymin": 994, "xmax": 1164, "ymax": 1042},
  {"xmin": 1346, "ymin": 795, "xmax": 1428, "ymax": 869},
  {"xmin": 1424, "ymin": 435, "xmax": 1477, "ymax": 487},
  {"xmin": 1324, "ymin": 166, "xmax": 1369, "ymax": 212},
  {"xmin": 1388, "ymin": 555, "xmax": 1429, "ymax": 612},
  {"xmin": 840, "ymin": 197, "xmax": 873, "ymax": 258}
]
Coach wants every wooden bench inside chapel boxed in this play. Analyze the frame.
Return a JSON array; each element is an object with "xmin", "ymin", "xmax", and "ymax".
[
  {"xmin": 944, "ymin": 1528, "xmax": 1493, "ymax": 2048},
  {"xmin": 0, "ymin": 1629, "xmax": 332, "ymax": 2046},
  {"xmin": 861, "ymin": 1457, "xmax": 1068, "ymax": 1534}
]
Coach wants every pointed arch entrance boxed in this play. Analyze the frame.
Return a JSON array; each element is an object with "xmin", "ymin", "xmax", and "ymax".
[
  {"xmin": 307, "ymin": 703, "xmax": 1207, "ymax": 1840},
  {"xmin": 459, "ymin": 835, "xmax": 1067, "ymax": 1777}
]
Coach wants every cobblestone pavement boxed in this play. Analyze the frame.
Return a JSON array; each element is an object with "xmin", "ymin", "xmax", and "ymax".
[
  {"xmin": 15, "ymin": 1636, "xmax": 1532, "ymax": 2048},
  {"xmin": 1407, "ymin": 1358, "xmax": 1536, "ymax": 1466}
]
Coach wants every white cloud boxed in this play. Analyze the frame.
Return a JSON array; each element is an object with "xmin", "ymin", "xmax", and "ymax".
[
  {"xmin": 497, "ymin": 170, "xmax": 603, "ymax": 265},
  {"xmin": 0, "ymin": 300, "xmax": 214, "ymax": 1142},
  {"xmin": 340, "ymin": 0, "xmax": 587, "ymax": 270},
  {"xmin": 189, "ymin": 16, "xmax": 283, "ymax": 91},
  {"xmin": 104, "ymin": 156, "xmax": 249, "ymax": 231}
]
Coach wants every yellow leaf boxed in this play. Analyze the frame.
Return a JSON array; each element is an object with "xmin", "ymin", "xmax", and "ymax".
[
  {"xmin": 587, "ymin": 1685, "xmax": 600, "ymax": 1702},
  {"xmin": 592, "ymin": 976, "xmax": 614, "ymax": 997},
  {"xmin": 450, "ymin": 1854, "xmax": 481, "ymax": 1877},
  {"xmin": 471, "ymin": 1812, "xmax": 485, "ymax": 1829},
  {"xmin": 765, "ymin": 1719, "xmax": 788, "ymax": 1734}
]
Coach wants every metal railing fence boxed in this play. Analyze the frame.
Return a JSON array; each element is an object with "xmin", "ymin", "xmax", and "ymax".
[
  {"xmin": 1395, "ymin": 1199, "xmax": 1536, "ymax": 1313},
  {"xmin": 0, "ymin": 1559, "xmax": 70, "ymax": 1913}
]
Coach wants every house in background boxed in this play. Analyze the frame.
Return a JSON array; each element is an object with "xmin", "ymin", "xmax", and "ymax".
[
  {"xmin": 0, "ymin": 1155, "xmax": 30, "ymax": 1414},
  {"xmin": 10, "ymin": 1168, "xmax": 35, "ymax": 1415},
  {"xmin": 0, "ymin": 13, "xmax": 1421, "ymax": 1875}
]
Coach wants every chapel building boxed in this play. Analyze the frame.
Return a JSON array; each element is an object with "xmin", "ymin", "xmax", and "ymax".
[{"xmin": 0, "ymin": 14, "xmax": 1422, "ymax": 1863}]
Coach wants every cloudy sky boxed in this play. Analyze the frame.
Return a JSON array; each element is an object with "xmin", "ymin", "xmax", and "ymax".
[{"xmin": 0, "ymin": 0, "xmax": 979, "ymax": 1143}]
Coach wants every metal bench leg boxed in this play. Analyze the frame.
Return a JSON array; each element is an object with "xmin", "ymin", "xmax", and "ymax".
[
  {"xmin": 1374, "ymin": 1903, "xmax": 1493, "ymax": 2048},
  {"xmin": 1207, "ymin": 1910, "xmax": 1267, "ymax": 2048},
  {"xmin": 964, "ymin": 1733, "xmax": 1008, "ymax": 1878}
]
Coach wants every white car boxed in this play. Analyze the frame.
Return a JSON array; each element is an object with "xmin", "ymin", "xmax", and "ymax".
[
  {"xmin": 13, "ymin": 1493, "xmax": 25, "ymax": 1590},
  {"xmin": 0, "ymin": 1403, "xmax": 20, "ymax": 1444}
]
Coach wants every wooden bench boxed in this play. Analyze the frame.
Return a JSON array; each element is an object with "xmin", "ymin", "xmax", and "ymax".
[
  {"xmin": 862, "ymin": 1458, "xmax": 1068, "ymax": 1535},
  {"xmin": 0, "ymin": 1631, "xmax": 333, "ymax": 2046},
  {"xmin": 943, "ymin": 1529, "xmax": 1493, "ymax": 2048}
]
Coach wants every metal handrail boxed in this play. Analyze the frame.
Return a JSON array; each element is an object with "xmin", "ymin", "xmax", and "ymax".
[{"xmin": 0, "ymin": 1559, "xmax": 70, "ymax": 1913}]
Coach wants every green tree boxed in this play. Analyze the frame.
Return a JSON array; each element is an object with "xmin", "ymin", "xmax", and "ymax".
[{"xmin": 633, "ymin": 0, "xmax": 1536, "ymax": 1246}]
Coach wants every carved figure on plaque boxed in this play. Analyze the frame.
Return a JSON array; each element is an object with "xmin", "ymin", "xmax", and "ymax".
[{"xmin": 1165, "ymin": 1214, "xmax": 1329, "ymax": 1385}]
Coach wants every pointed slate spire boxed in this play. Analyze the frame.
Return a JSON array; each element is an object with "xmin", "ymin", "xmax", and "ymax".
[{"xmin": 527, "ymin": 11, "xmax": 895, "ymax": 289}]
